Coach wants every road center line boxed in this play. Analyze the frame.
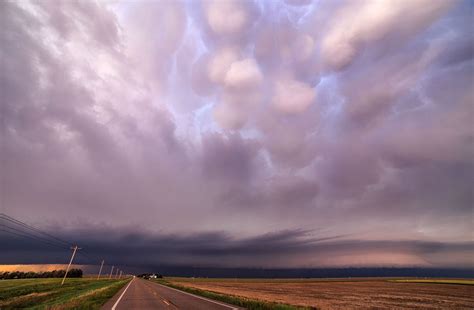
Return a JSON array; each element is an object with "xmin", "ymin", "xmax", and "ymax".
[
  {"xmin": 163, "ymin": 300, "xmax": 171, "ymax": 306},
  {"xmin": 111, "ymin": 277, "xmax": 135, "ymax": 310},
  {"xmin": 153, "ymin": 282, "xmax": 238, "ymax": 310}
]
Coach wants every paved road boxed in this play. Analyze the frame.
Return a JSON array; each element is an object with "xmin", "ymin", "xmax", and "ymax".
[{"xmin": 102, "ymin": 277, "xmax": 240, "ymax": 310}]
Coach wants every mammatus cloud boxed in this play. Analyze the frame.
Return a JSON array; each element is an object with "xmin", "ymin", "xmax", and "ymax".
[
  {"xmin": 208, "ymin": 47, "xmax": 241, "ymax": 85},
  {"xmin": 320, "ymin": 0, "xmax": 456, "ymax": 71},
  {"xmin": 225, "ymin": 58, "xmax": 263, "ymax": 90},
  {"xmin": 1, "ymin": 0, "xmax": 472, "ymax": 269},
  {"xmin": 204, "ymin": 0, "xmax": 257, "ymax": 37},
  {"xmin": 272, "ymin": 77, "xmax": 316, "ymax": 114}
]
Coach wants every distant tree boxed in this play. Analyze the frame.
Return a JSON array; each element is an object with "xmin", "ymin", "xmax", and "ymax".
[
  {"xmin": 68, "ymin": 269, "xmax": 83, "ymax": 278},
  {"xmin": 52, "ymin": 270, "xmax": 65, "ymax": 278},
  {"xmin": 0, "ymin": 269, "xmax": 83, "ymax": 279}
]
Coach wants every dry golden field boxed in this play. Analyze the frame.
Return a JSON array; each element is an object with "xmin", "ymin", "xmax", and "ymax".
[{"xmin": 167, "ymin": 278, "xmax": 474, "ymax": 309}]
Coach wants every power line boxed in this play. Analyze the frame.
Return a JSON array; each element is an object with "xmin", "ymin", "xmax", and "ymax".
[
  {"xmin": 0, "ymin": 228, "xmax": 68, "ymax": 250},
  {"xmin": 1, "ymin": 214, "xmax": 104, "ymax": 260},
  {"xmin": 0, "ymin": 213, "xmax": 71, "ymax": 246},
  {"xmin": 1, "ymin": 228, "xmax": 115, "ymax": 275},
  {"xmin": 1, "ymin": 213, "xmax": 131, "ymax": 277},
  {"xmin": 0, "ymin": 223, "xmax": 69, "ymax": 248},
  {"xmin": 0, "ymin": 214, "xmax": 70, "ymax": 246},
  {"xmin": 76, "ymin": 251, "xmax": 102, "ymax": 265}
]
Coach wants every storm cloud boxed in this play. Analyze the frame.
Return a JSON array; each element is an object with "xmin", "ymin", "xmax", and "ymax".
[
  {"xmin": 1, "ymin": 225, "xmax": 473, "ymax": 270},
  {"xmin": 1, "ymin": 0, "xmax": 473, "ymax": 269}
]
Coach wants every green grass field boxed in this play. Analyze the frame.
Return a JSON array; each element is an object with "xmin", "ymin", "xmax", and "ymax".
[{"xmin": 0, "ymin": 278, "xmax": 130, "ymax": 309}]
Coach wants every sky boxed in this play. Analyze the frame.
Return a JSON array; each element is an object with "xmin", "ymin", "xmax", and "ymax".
[{"xmin": 1, "ymin": 0, "xmax": 473, "ymax": 270}]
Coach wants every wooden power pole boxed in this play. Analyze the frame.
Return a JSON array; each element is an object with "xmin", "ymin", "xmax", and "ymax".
[{"xmin": 62, "ymin": 245, "xmax": 81, "ymax": 285}]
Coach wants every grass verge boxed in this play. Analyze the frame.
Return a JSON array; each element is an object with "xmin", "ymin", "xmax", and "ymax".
[
  {"xmin": 152, "ymin": 278, "xmax": 316, "ymax": 310},
  {"xmin": 389, "ymin": 279, "xmax": 474, "ymax": 286},
  {"xmin": 0, "ymin": 278, "xmax": 130, "ymax": 309}
]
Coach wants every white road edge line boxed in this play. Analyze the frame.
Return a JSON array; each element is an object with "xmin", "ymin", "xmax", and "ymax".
[
  {"xmin": 111, "ymin": 277, "xmax": 135, "ymax": 310},
  {"xmin": 154, "ymin": 282, "xmax": 239, "ymax": 310}
]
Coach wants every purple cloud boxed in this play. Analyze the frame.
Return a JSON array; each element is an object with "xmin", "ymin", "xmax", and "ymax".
[{"xmin": 1, "ymin": 0, "xmax": 472, "ymax": 269}]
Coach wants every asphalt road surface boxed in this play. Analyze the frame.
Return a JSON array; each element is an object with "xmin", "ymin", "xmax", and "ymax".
[{"xmin": 102, "ymin": 277, "xmax": 240, "ymax": 310}]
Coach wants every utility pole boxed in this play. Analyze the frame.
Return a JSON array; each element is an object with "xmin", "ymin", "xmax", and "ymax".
[
  {"xmin": 62, "ymin": 245, "xmax": 81, "ymax": 285},
  {"xmin": 97, "ymin": 259, "xmax": 104, "ymax": 280},
  {"xmin": 115, "ymin": 268, "xmax": 119, "ymax": 278},
  {"xmin": 109, "ymin": 266, "xmax": 114, "ymax": 279},
  {"xmin": 119, "ymin": 270, "xmax": 123, "ymax": 279}
]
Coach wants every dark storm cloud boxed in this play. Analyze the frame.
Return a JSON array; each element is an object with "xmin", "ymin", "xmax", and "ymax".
[
  {"xmin": 1, "ymin": 226, "xmax": 472, "ymax": 269},
  {"xmin": 1, "ymin": 0, "xmax": 473, "ymax": 269}
]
